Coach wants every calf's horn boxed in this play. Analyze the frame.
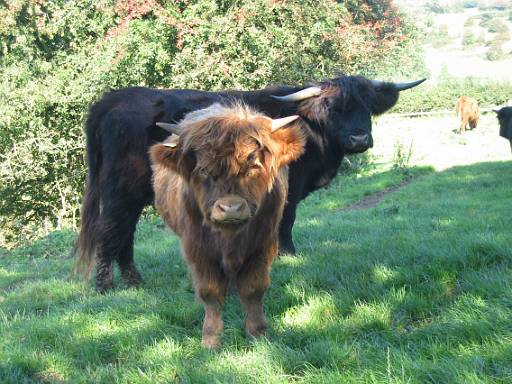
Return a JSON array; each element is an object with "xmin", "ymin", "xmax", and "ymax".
[
  {"xmin": 271, "ymin": 86, "xmax": 322, "ymax": 102},
  {"xmin": 162, "ymin": 134, "xmax": 180, "ymax": 148},
  {"xmin": 271, "ymin": 115, "xmax": 300, "ymax": 132},
  {"xmin": 156, "ymin": 122, "xmax": 181, "ymax": 135}
]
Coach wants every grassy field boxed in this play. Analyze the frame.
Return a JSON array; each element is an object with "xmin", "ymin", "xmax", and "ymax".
[{"xmin": 1, "ymin": 115, "xmax": 511, "ymax": 383}]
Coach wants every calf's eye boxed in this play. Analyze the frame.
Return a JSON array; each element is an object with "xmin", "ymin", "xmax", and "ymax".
[
  {"xmin": 246, "ymin": 167, "xmax": 260, "ymax": 178},
  {"xmin": 198, "ymin": 169, "xmax": 209, "ymax": 180}
]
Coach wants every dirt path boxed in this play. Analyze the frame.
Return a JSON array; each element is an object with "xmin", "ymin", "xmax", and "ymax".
[{"xmin": 342, "ymin": 178, "xmax": 413, "ymax": 211}]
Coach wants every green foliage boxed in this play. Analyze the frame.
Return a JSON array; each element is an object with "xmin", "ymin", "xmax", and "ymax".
[
  {"xmin": 462, "ymin": 29, "xmax": 476, "ymax": 47},
  {"xmin": 425, "ymin": 0, "xmax": 464, "ymax": 13},
  {"xmin": 0, "ymin": 0, "xmax": 426, "ymax": 246},
  {"xmin": 486, "ymin": 41, "xmax": 505, "ymax": 61},
  {"xmin": 392, "ymin": 74, "xmax": 512, "ymax": 113},
  {"xmin": 431, "ymin": 23, "xmax": 451, "ymax": 47},
  {"xmin": 464, "ymin": 17, "xmax": 475, "ymax": 27},
  {"xmin": 486, "ymin": 17, "xmax": 508, "ymax": 33}
]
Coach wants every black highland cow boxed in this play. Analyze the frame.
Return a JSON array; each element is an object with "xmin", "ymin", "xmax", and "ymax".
[
  {"xmin": 494, "ymin": 106, "xmax": 512, "ymax": 152},
  {"xmin": 74, "ymin": 75, "xmax": 426, "ymax": 292}
]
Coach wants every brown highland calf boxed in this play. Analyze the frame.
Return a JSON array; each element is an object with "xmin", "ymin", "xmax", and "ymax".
[
  {"xmin": 150, "ymin": 103, "xmax": 305, "ymax": 348},
  {"xmin": 455, "ymin": 96, "xmax": 479, "ymax": 134}
]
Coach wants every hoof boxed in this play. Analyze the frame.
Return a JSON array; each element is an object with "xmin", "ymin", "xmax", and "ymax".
[
  {"xmin": 95, "ymin": 280, "xmax": 114, "ymax": 294},
  {"xmin": 121, "ymin": 266, "xmax": 143, "ymax": 288},
  {"xmin": 245, "ymin": 321, "xmax": 267, "ymax": 339},
  {"xmin": 278, "ymin": 246, "xmax": 296, "ymax": 256},
  {"xmin": 202, "ymin": 335, "xmax": 221, "ymax": 349}
]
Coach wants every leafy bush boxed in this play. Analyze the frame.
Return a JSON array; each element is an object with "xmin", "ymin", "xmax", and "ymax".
[
  {"xmin": 486, "ymin": 18, "xmax": 508, "ymax": 33},
  {"xmin": 426, "ymin": 0, "xmax": 464, "ymax": 13},
  {"xmin": 391, "ymin": 74, "xmax": 512, "ymax": 113},
  {"xmin": 462, "ymin": 29, "xmax": 477, "ymax": 47},
  {"xmin": 0, "ymin": 0, "xmax": 426, "ymax": 246},
  {"xmin": 486, "ymin": 41, "xmax": 505, "ymax": 60},
  {"xmin": 431, "ymin": 24, "xmax": 451, "ymax": 47},
  {"xmin": 464, "ymin": 17, "xmax": 475, "ymax": 27}
]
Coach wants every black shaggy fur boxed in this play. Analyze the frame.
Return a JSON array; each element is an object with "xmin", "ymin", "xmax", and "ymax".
[
  {"xmin": 495, "ymin": 106, "xmax": 512, "ymax": 153},
  {"xmin": 75, "ymin": 75, "xmax": 421, "ymax": 292}
]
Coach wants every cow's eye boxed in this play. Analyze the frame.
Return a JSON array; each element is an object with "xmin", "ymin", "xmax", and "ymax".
[
  {"xmin": 247, "ymin": 153, "xmax": 256, "ymax": 163},
  {"xmin": 246, "ymin": 167, "xmax": 260, "ymax": 178},
  {"xmin": 198, "ymin": 169, "xmax": 209, "ymax": 180}
]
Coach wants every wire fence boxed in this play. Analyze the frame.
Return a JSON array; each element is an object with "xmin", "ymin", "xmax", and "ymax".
[{"xmin": 384, "ymin": 107, "xmax": 500, "ymax": 118}]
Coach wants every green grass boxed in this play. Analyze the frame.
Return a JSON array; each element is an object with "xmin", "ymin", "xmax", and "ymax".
[{"xmin": 1, "ymin": 120, "xmax": 512, "ymax": 382}]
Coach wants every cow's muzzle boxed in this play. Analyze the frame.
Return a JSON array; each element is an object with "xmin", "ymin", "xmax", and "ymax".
[
  {"xmin": 211, "ymin": 196, "xmax": 251, "ymax": 229},
  {"xmin": 345, "ymin": 134, "xmax": 373, "ymax": 153}
]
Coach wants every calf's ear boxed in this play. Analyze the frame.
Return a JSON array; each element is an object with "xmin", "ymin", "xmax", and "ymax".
[
  {"xmin": 271, "ymin": 124, "xmax": 306, "ymax": 167},
  {"xmin": 150, "ymin": 142, "xmax": 182, "ymax": 172},
  {"xmin": 150, "ymin": 140, "xmax": 196, "ymax": 179}
]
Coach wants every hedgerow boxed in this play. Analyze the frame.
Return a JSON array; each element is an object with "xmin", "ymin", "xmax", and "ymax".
[{"xmin": 0, "ymin": 0, "xmax": 425, "ymax": 245}]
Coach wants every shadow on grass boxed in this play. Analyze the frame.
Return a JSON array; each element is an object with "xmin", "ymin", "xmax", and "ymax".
[{"xmin": 1, "ymin": 160, "xmax": 511, "ymax": 382}]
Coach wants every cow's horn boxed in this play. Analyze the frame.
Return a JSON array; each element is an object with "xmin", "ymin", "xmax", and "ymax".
[
  {"xmin": 394, "ymin": 78, "xmax": 427, "ymax": 91},
  {"xmin": 492, "ymin": 109, "xmax": 500, "ymax": 113},
  {"xmin": 271, "ymin": 115, "xmax": 300, "ymax": 132},
  {"xmin": 271, "ymin": 86, "xmax": 322, "ymax": 102},
  {"xmin": 156, "ymin": 122, "xmax": 181, "ymax": 135},
  {"xmin": 371, "ymin": 78, "xmax": 426, "ymax": 91}
]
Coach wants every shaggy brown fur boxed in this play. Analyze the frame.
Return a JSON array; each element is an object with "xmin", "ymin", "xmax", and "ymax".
[
  {"xmin": 456, "ymin": 96, "xmax": 479, "ymax": 134},
  {"xmin": 150, "ymin": 103, "xmax": 305, "ymax": 348}
]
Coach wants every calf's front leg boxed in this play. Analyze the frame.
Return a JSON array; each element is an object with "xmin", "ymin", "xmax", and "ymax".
[
  {"xmin": 191, "ymin": 263, "xmax": 228, "ymax": 349},
  {"xmin": 237, "ymin": 258, "xmax": 272, "ymax": 338}
]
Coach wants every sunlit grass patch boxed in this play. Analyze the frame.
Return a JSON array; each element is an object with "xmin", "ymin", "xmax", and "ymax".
[{"xmin": 1, "ymin": 155, "xmax": 511, "ymax": 382}]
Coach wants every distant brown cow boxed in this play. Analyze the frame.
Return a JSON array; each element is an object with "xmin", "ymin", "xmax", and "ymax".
[
  {"xmin": 455, "ymin": 96, "xmax": 479, "ymax": 134},
  {"xmin": 150, "ymin": 103, "xmax": 305, "ymax": 348}
]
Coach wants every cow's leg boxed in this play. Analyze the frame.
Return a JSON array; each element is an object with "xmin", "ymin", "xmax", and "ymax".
[
  {"xmin": 460, "ymin": 118, "xmax": 467, "ymax": 134},
  {"xmin": 95, "ymin": 204, "xmax": 131, "ymax": 292},
  {"xmin": 279, "ymin": 183, "xmax": 307, "ymax": 255},
  {"xmin": 191, "ymin": 264, "xmax": 228, "ymax": 348},
  {"xmin": 95, "ymin": 194, "xmax": 146, "ymax": 292},
  {"xmin": 116, "ymin": 203, "xmax": 145, "ymax": 288},
  {"xmin": 237, "ymin": 257, "xmax": 273, "ymax": 339},
  {"xmin": 278, "ymin": 200, "xmax": 298, "ymax": 255},
  {"xmin": 509, "ymin": 140, "xmax": 512, "ymax": 153}
]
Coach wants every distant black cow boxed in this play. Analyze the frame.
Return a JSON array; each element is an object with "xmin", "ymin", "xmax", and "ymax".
[
  {"xmin": 74, "ymin": 75, "xmax": 426, "ymax": 292},
  {"xmin": 494, "ymin": 106, "xmax": 512, "ymax": 152}
]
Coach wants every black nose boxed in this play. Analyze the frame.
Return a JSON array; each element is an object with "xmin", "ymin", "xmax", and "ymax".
[{"xmin": 348, "ymin": 134, "xmax": 373, "ymax": 151}]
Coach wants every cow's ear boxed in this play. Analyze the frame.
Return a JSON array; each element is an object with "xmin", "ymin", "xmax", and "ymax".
[
  {"xmin": 151, "ymin": 143, "xmax": 197, "ymax": 179},
  {"xmin": 271, "ymin": 125, "xmax": 306, "ymax": 167},
  {"xmin": 150, "ymin": 142, "xmax": 182, "ymax": 173}
]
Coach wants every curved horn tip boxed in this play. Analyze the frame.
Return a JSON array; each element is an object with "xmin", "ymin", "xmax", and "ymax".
[
  {"xmin": 271, "ymin": 115, "xmax": 300, "ymax": 132},
  {"xmin": 156, "ymin": 122, "xmax": 181, "ymax": 135},
  {"xmin": 271, "ymin": 86, "xmax": 323, "ymax": 102},
  {"xmin": 394, "ymin": 78, "xmax": 427, "ymax": 91}
]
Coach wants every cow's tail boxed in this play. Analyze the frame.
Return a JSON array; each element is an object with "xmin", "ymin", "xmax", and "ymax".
[{"xmin": 73, "ymin": 104, "xmax": 103, "ymax": 280}]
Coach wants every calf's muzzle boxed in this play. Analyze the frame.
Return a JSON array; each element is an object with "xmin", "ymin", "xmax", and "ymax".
[{"xmin": 211, "ymin": 195, "xmax": 251, "ymax": 228}]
